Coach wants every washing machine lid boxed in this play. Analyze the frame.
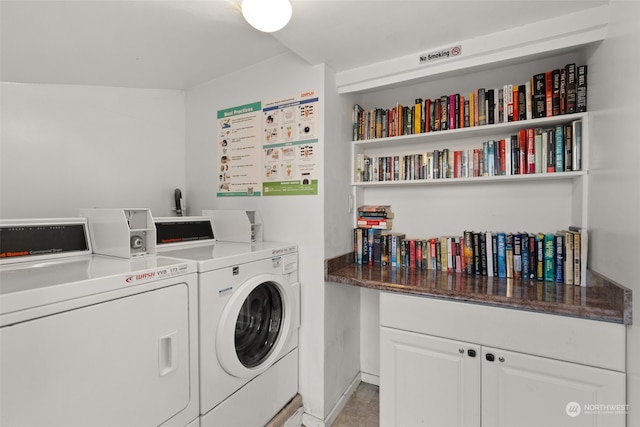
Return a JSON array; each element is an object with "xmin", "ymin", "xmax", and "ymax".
[
  {"xmin": 0, "ymin": 255, "xmax": 196, "ymax": 317},
  {"xmin": 154, "ymin": 216, "xmax": 215, "ymax": 248},
  {"xmin": 157, "ymin": 241, "xmax": 297, "ymax": 271}
]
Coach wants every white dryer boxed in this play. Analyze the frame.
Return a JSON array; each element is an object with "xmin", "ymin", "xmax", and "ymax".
[
  {"xmin": 155, "ymin": 217, "xmax": 300, "ymax": 427},
  {"xmin": 0, "ymin": 218, "xmax": 200, "ymax": 427}
]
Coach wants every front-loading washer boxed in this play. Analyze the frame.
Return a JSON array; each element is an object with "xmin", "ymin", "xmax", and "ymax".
[
  {"xmin": 0, "ymin": 218, "xmax": 200, "ymax": 427},
  {"xmin": 155, "ymin": 217, "xmax": 300, "ymax": 427}
]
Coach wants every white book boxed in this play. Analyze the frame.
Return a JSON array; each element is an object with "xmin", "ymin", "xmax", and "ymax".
[
  {"xmin": 572, "ymin": 120, "xmax": 582, "ymax": 171},
  {"xmin": 462, "ymin": 150, "xmax": 469, "ymax": 178},
  {"xmin": 534, "ymin": 129, "xmax": 543, "ymax": 174},
  {"xmin": 485, "ymin": 231, "xmax": 494, "ymax": 277}
]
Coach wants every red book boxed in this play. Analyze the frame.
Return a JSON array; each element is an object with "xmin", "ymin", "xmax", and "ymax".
[
  {"xmin": 518, "ymin": 129, "xmax": 527, "ymax": 174},
  {"xmin": 545, "ymin": 71, "xmax": 553, "ymax": 117},
  {"xmin": 473, "ymin": 149, "xmax": 481, "ymax": 177},
  {"xmin": 454, "ymin": 150, "xmax": 463, "ymax": 178},
  {"xmin": 448, "ymin": 95, "xmax": 455, "ymax": 130},
  {"xmin": 424, "ymin": 99, "xmax": 431, "ymax": 133},
  {"xmin": 527, "ymin": 128, "xmax": 536, "ymax": 174},
  {"xmin": 459, "ymin": 96, "xmax": 465, "ymax": 129},
  {"xmin": 430, "ymin": 238, "xmax": 437, "ymax": 269}
]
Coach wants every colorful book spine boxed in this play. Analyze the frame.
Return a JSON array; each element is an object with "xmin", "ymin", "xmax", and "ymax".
[
  {"xmin": 513, "ymin": 233, "xmax": 522, "ymax": 279},
  {"xmin": 555, "ymin": 233, "xmax": 564, "ymax": 283},
  {"xmin": 577, "ymin": 65, "xmax": 588, "ymax": 113},
  {"xmin": 566, "ymin": 63, "xmax": 577, "ymax": 114},
  {"xmin": 544, "ymin": 233, "xmax": 555, "ymax": 282},
  {"xmin": 497, "ymin": 232, "xmax": 506, "ymax": 278},
  {"xmin": 505, "ymin": 233, "xmax": 514, "ymax": 278},
  {"xmin": 555, "ymin": 125, "xmax": 564, "ymax": 172},
  {"xmin": 536, "ymin": 233, "xmax": 545, "ymax": 281},
  {"xmin": 521, "ymin": 233, "xmax": 530, "ymax": 280}
]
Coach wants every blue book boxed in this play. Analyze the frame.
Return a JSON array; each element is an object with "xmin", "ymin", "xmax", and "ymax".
[
  {"xmin": 521, "ymin": 233, "xmax": 530, "ymax": 280},
  {"xmin": 487, "ymin": 140, "xmax": 495, "ymax": 176},
  {"xmin": 555, "ymin": 233, "xmax": 564, "ymax": 283},
  {"xmin": 555, "ymin": 125, "xmax": 564, "ymax": 172},
  {"xmin": 497, "ymin": 232, "xmax": 507, "ymax": 278}
]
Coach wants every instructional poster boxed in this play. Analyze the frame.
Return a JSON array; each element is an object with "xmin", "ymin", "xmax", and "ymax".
[
  {"xmin": 216, "ymin": 102, "xmax": 262, "ymax": 196},
  {"xmin": 216, "ymin": 91, "xmax": 319, "ymax": 197},
  {"xmin": 262, "ymin": 91, "xmax": 319, "ymax": 196}
]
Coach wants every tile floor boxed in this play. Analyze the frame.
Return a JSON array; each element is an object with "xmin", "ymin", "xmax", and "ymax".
[{"xmin": 331, "ymin": 382, "xmax": 380, "ymax": 427}]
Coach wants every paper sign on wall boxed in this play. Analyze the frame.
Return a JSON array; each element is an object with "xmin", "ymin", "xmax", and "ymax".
[
  {"xmin": 216, "ymin": 91, "xmax": 319, "ymax": 197},
  {"xmin": 262, "ymin": 91, "xmax": 319, "ymax": 196},
  {"xmin": 216, "ymin": 102, "xmax": 262, "ymax": 197}
]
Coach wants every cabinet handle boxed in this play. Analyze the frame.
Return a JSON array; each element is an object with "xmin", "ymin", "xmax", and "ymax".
[
  {"xmin": 467, "ymin": 349, "xmax": 477, "ymax": 357},
  {"xmin": 486, "ymin": 353, "xmax": 495, "ymax": 362}
]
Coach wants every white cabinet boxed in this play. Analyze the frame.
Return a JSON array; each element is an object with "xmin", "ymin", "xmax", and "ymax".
[
  {"xmin": 482, "ymin": 346, "xmax": 625, "ymax": 427},
  {"xmin": 380, "ymin": 292, "xmax": 626, "ymax": 427},
  {"xmin": 380, "ymin": 327, "xmax": 480, "ymax": 427}
]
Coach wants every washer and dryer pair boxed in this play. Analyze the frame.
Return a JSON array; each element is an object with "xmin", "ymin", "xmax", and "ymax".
[
  {"xmin": 0, "ymin": 214, "xmax": 300, "ymax": 427},
  {"xmin": 155, "ymin": 215, "xmax": 300, "ymax": 427}
]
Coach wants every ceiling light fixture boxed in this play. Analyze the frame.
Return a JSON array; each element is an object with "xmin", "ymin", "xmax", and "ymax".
[{"xmin": 241, "ymin": 0, "xmax": 292, "ymax": 33}]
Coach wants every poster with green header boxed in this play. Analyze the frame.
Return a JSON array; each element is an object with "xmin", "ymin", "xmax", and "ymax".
[
  {"xmin": 216, "ymin": 91, "xmax": 319, "ymax": 197},
  {"xmin": 216, "ymin": 101, "xmax": 262, "ymax": 197},
  {"xmin": 262, "ymin": 91, "xmax": 319, "ymax": 196}
]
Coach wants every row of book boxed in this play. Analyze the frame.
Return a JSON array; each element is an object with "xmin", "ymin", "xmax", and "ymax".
[
  {"xmin": 353, "ymin": 227, "xmax": 588, "ymax": 286},
  {"xmin": 355, "ymin": 121, "xmax": 582, "ymax": 182},
  {"xmin": 352, "ymin": 63, "xmax": 587, "ymax": 141}
]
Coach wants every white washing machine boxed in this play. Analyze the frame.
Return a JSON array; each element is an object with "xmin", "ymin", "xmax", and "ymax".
[
  {"xmin": 0, "ymin": 218, "xmax": 200, "ymax": 427},
  {"xmin": 155, "ymin": 217, "xmax": 300, "ymax": 427}
]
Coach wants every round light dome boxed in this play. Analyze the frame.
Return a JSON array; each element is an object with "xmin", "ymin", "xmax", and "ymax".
[{"xmin": 242, "ymin": 0, "xmax": 292, "ymax": 33}]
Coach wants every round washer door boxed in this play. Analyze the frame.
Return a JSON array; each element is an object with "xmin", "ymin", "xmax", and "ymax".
[{"xmin": 216, "ymin": 273, "xmax": 295, "ymax": 378}]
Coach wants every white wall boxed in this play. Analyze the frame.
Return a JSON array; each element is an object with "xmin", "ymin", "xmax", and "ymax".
[
  {"xmin": 322, "ymin": 66, "xmax": 361, "ymax": 422},
  {"xmin": 0, "ymin": 83, "xmax": 186, "ymax": 218},
  {"xmin": 586, "ymin": 0, "xmax": 640, "ymax": 424},
  {"xmin": 185, "ymin": 52, "xmax": 352, "ymax": 425}
]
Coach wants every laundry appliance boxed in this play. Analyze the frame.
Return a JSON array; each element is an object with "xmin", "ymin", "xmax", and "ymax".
[
  {"xmin": 0, "ymin": 218, "xmax": 200, "ymax": 427},
  {"xmin": 154, "ymin": 215, "xmax": 300, "ymax": 427}
]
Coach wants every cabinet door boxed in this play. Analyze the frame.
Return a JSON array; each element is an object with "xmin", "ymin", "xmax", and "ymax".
[
  {"xmin": 482, "ymin": 347, "xmax": 626, "ymax": 427},
  {"xmin": 380, "ymin": 326, "xmax": 481, "ymax": 427}
]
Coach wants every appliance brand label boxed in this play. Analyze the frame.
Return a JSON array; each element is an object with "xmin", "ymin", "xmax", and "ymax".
[
  {"xmin": 271, "ymin": 245, "xmax": 297, "ymax": 256},
  {"xmin": 124, "ymin": 263, "xmax": 189, "ymax": 284}
]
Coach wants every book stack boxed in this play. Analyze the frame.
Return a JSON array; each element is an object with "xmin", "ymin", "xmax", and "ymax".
[
  {"xmin": 352, "ymin": 63, "xmax": 587, "ymax": 141},
  {"xmin": 356, "ymin": 205, "xmax": 393, "ymax": 229},
  {"xmin": 353, "ymin": 226, "xmax": 588, "ymax": 285},
  {"xmin": 354, "ymin": 120, "xmax": 582, "ymax": 182}
]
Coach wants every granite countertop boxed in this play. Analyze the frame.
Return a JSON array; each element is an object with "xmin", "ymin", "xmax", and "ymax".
[{"xmin": 325, "ymin": 253, "xmax": 632, "ymax": 325}]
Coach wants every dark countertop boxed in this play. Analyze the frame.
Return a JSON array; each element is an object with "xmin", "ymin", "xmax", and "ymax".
[{"xmin": 325, "ymin": 253, "xmax": 632, "ymax": 325}]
